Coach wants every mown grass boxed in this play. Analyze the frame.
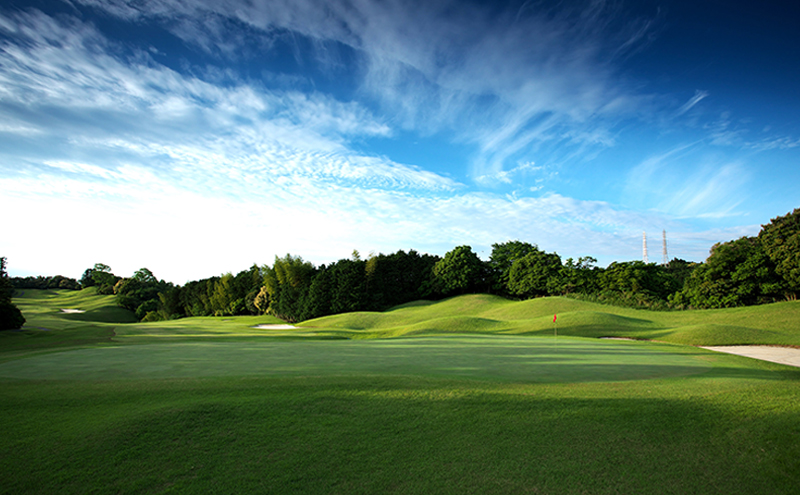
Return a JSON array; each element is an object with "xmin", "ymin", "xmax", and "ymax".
[
  {"xmin": 0, "ymin": 337, "xmax": 714, "ymax": 383},
  {"xmin": 14, "ymin": 287, "xmax": 138, "ymax": 325},
  {"xmin": 296, "ymin": 294, "xmax": 800, "ymax": 346},
  {"xmin": 2, "ymin": 369, "xmax": 799, "ymax": 494},
  {"xmin": 1, "ymin": 289, "xmax": 799, "ymax": 494}
]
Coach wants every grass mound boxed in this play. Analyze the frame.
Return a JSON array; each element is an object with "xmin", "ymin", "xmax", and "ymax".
[
  {"xmin": 663, "ymin": 324, "xmax": 785, "ymax": 346},
  {"xmin": 301, "ymin": 294, "xmax": 800, "ymax": 346},
  {"xmin": 13, "ymin": 288, "xmax": 137, "ymax": 325}
]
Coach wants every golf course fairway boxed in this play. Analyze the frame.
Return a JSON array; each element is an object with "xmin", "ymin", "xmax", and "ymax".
[
  {"xmin": 0, "ymin": 336, "xmax": 711, "ymax": 382},
  {"xmin": 2, "ymin": 289, "xmax": 799, "ymax": 494}
]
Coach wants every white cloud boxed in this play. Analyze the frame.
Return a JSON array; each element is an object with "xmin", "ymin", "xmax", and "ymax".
[
  {"xmin": 3, "ymin": 154, "xmax": 722, "ymax": 283},
  {"xmin": 625, "ymin": 144, "xmax": 752, "ymax": 220},
  {"xmin": 675, "ymin": 90, "xmax": 708, "ymax": 117},
  {"xmin": 0, "ymin": 5, "xmax": 781, "ymax": 284},
  {"xmin": 66, "ymin": 0, "xmax": 657, "ymax": 184}
]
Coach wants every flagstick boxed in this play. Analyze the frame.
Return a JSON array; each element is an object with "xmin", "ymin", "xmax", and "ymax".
[{"xmin": 553, "ymin": 314, "xmax": 558, "ymax": 350}]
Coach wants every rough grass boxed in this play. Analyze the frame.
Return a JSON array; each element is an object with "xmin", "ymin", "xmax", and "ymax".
[{"xmin": 2, "ymin": 290, "xmax": 800, "ymax": 494}]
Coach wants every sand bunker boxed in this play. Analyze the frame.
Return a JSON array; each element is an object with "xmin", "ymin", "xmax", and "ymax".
[
  {"xmin": 253, "ymin": 324, "xmax": 297, "ymax": 330},
  {"xmin": 60, "ymin": 309, "xmax": 85, "ymax": 314},
  {"xmin": 701, "ymin": 346, "xmax": 800, "ymax": 368}
]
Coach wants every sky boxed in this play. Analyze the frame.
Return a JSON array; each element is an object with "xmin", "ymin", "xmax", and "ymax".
[{"xmin": 1, "ymin": 0, "xmax": 799, "ymax": 284}]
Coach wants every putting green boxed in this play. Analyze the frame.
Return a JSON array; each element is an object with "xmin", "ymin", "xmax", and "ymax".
[{"xmin": 0, "ymin": 336, "xmax": 712, "ymax": 383}]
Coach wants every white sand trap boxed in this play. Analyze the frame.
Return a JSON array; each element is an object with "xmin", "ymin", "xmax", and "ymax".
[
  {"xmin": 60, "ymin": 309, "xmax": 85, "ymax": 314},
  {"xmin": 253, "ymin": 324, "xmax": 297, "ymax": 330},
  {"xmin": 701, "ymin": 346, "xmax": 800, "ymax": 368}
]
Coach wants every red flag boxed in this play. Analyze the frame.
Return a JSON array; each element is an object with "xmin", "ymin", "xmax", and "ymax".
[{"xmin": 553, "ymin": 314, "xmax": 557, "ymax": 323}]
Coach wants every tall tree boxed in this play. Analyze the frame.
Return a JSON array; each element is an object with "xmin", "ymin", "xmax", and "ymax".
[
  {"xmin": 433, "ymin": 246, "xmax": 487, "ymax": 296},
  {"xmin": 599, "ymin": 261, "xmax": 675, "ymax": 301},
  {"xmin": 0, "ymin": 257, "xmax": 26, "ymax": 330},
  {"xmin": 488, "ymin": 241, "xmax": 540, "ymax": 296},
  {"xmin": 91, "ymin": 263, "xmax": 119, "ymax": 294},
  {"xmin": 264, "ymin": 254, "xmax": 316, "ymax": 322},
  {"xmin": 507, "ymin": 248, "xmax": 563, "ymax": 298},
  {"xmin": 759, "ymin": 208, "xmax": 800, "ymax": 296},
  {"xmin": 114, "ymin": 268, "xmax": 171, "ymax": 320},
  {"xmin": 209, "ymin": 273, "xmax": 237, "ymax": 316},
  {"xmin": 79, "ymin": 268, "xmax": 96, "ymax": 288},
  {"xmin": 670, "ymin": 236, "xmax": 784, "ymax": 308},
  {"xmin": 558, "ymin": 256, "xmax": 600, "ymax": 295},
  {"xmin": 365, "ymin": 250, "xmax": 440, "ymax": 309},
  {"xmin": 329, "ymin": 258, "xmax": 367, "ymax": 314}
]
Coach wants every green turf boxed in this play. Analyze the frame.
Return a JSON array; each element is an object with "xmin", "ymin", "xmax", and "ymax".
[
  {"xmin": 0, "ymin": 336, "xmax": 713, "ymax": 382},
  {"xmin": 296, "ymin": 294, "xmax": 800, "ymax": 345},
  {"xmin": 1, "ymin": 289, "xmax": 799, "ymax": 494},
  {"xmin": 13, "ymin": 287, "xmax": 139, "ymax": 324}
]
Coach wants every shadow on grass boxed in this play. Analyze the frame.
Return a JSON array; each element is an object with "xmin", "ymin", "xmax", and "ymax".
[
  {"xmin": 2, "ymin": 375, "xmax": 798, "ymax": 494},
  {"xmin": 60, "ymin": 306, "xmax": 137, "ymax": 324}
]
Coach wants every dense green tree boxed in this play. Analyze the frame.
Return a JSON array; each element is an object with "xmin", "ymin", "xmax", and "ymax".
[
  {"xmin": 488, "ymin": 241, "xmax": 540, "ymax": 296},
  {"xmin": 156, "ymin": 286, "xmax": 183, "ymax": 321},
  {"xmin": 0, "ymin": 300, "xmax": 25, "ymax": 330},
  {"xmin": 507, "ymin": 249, "xmax": 563, "ymax": 298},
  {"xmin": 132, "ymin": 268, "xmax": 157, "ymax": 284},
  {"xmin": 0, "ymin": 257, "xmax": 25, "ymax": 330},
  {"xmin": 180, "ymin": 278, "xmax": 217, "ymax": 316},
  {"xmin": 663, "ymin": 259, "xmax": 695, "ymax": 294},
  {"xmin": 264, "ymin": 254, "xmax": 316, "ymax": 322},
  {"xmin": 433, "ymin": 245, "xmax": 487, "ymax": 296},
  {"xmin": 79, "ymin": 268, "xmax": 96, "ymax": 288},
  {"xmin": 11, "ymin": 275, "xmax": 80, "ymax": 290},
  {"xmin": 236, "ymin": 265, "xmax": 264, "ymax": 315},
  {"xmin": 253, "ymin": 286, "xmax": 270, "ymax": 315},
  {"xmin": 759, "ymin": 208, "xmax": 800, "ymax": 296},
  {"xmin": 670, "ymin": 237, "xmax": 784, "ymax": 308},
  {"xmin": 304, "ymin": 266, "xmax": 334, "ymax": 319},
  {"xmin": 114, "ymin": 268, "xmax": 172, "ymax": 320},
  {"xmin": 558, "ymin": 256, "xmax": 600, "ymax": 295},
  {"xmin": 1, "ymin": 257, "xmax": 15, "ymax": 303},
  {"xmin": 329, "ymin": 258, "xmax": 368, "ymax": 315},
  {"xmin": 365, "ymin": 250, "xmax": 440, "ymax": 309},
  {"xmin": 200, "ymin": 267, "xmax": 261, "ymax": 317},
  {"xmin": 598, "ymin": 261, "xmax": 675, "ymax": 301},
  {"xmin": 91, "ymin": 263, "xmax": 119, "ymax": 294},
  {"xmin": 209, "ymin": 273, "xmax": 237, "ymax": 316}
]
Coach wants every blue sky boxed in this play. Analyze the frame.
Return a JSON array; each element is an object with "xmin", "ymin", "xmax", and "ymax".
[{"xmin": 1, "ymin": 0, "xmax": 798, "ymax": 283}]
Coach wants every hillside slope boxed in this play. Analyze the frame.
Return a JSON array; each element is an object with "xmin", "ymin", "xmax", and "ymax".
[{"xmin": 299, "ymin": 294, "xmax": 800, "ymax": 346}]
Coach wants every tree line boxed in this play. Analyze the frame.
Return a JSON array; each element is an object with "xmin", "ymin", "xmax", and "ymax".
[{"xmin": 3, "ymin": 208, "xmax": 798, "ymax": 328}]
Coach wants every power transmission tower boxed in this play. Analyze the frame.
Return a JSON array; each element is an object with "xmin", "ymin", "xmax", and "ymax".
[
  {"xmin": 662, "ymin": 230, "xmax": 668, "ymax": 265},
  {"xmin": 643, "ymin": 231, "xmax": 649, "ymax": 263}
]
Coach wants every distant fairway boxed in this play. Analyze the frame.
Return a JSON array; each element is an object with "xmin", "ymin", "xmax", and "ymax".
[
  {"xmin": 2, "ymin": 289, "xmax": 800, "ymax": 494},
  {"xmin": 0, "ymin": 336, "xmax": 711, "ymax": 382}
]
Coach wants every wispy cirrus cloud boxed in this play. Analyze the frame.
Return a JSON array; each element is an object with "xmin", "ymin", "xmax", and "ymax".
[
  {"xmin": 0, "ymin": 9, "xmax": 444, "ymax": 193},
  {"xmin": 675, "ymin": 89, "xmax": 708, "ymax": 117},
  {"xmin": 67, "ymin": 0, "xmax": 660, "ymax": 183},
  {"xmin": 625, "ymin": 143, "xmax": 752, "ymax": 220}
]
